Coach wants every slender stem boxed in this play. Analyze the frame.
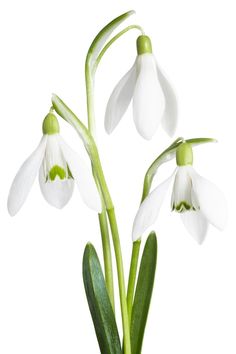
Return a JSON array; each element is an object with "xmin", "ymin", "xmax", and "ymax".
[
  {"xmin": 127, "ymin": 240, "xmax": 141, "ymax": 322},
  {"xmin": 85, "ymin": 68, "xmax": 96, "ymax": 135},
  {"xmin": 95, "ymin": 25, "xmax": 144, "ymax": 69},
  {"xmin": 126, "ymin": 138, "xmax": 184, "ymax": 323},
  {"xmin": 99, "ymin": 206, "xmax": 115, "ymax": 311},
  {"xmin": 84, "ymin": 24, "xmax": 137, "ymax": 352},
  {"xmin": 85, "ymin": 52, "xmax": 115, "ymax": 306},
  {"xmin": 107, "ymin": 208, "xmax": 131, "ymax": 354},
  {"xmin": 85, "ymin": 24, "xmax": 143, "ymax": 134}
]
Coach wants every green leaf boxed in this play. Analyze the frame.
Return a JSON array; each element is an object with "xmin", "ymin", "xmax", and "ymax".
[
  {"xmin": 86, "ymin": 10, "xmax": 135, "ymax": 73},
  {"xmin": 83, "ymin": 243, "xmax": 121, "ymax": 354},
  {"xmin": 130, "ymin": 232, "xmax": 158, "ymax": 354}
]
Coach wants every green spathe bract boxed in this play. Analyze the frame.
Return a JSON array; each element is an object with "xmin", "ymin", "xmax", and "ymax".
[
  {"xmin": 141, "ymin": 137, "xmax": 216, "ymax": 201},
  {"xmin": 176, "ymin": 142, "xmax": 193, "ymax": 166},
  {"xmin": 136, "ymin": 35, "xmax": 152, "ymax": 55},
  {"xmin": 42, "ymin": 113, "xmax": 60, "ymax": 135}
]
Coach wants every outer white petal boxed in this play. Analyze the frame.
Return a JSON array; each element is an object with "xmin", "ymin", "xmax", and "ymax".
[
  {"xmin": 105, "ymin": 61, "xmax": 137, "ymax": 134},
  {"xmin": 181, "ymin": 211, "xmax": 208, "ymax": 244},
  {"xmin": 189, "ymin": 169, "xmax": 227, "ymax": 230},
  {"xmin": 7, "ymin": 136, "xmax": 47, "ymax": 216},
  {"xmin": 39, "ymin": 165, "xmax": 74, "ymax": 209},
  {"xmin": 58, "ymin": 137, "xmax": 102, "ymax": 212},
  {"xmin": 132, "ymin": 172, "xmax": 175, "ymax": 241},
  {"xmin": 156, "ymin": 62, "xmax": 178, "ymax": 137},
  {"xmin": 133, "ymin": 53, "xmax": 165, "ymax": 140}
]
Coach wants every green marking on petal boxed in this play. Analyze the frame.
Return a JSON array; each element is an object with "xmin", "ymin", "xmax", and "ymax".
[
  {"xmin": 49, "ymin": 165, "xmax": 66, "ymax": 181},
  {"xmin": 67, "ymin": 165, "xmax": 73, "ymax": 179},
  {"xmin": 172, "ymin": 201, "xmax": 197, "ymax": 213}
]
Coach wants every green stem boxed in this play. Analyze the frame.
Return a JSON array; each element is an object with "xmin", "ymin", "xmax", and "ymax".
[
  {"xmin": 54, "ymin": 99, "xmax": 130, "ymax": 345},
  {"xmin": 107, "ymin": 208, "xmax": 131, "ymax": 354},
  {"xmin": 85, "ymin": 49, "xmax": 115, "ymax": 307},
  {"xmin": 83, "ymin": 21, "xmax": 148, "ymax": 353},
  {"xmin": 85, "ymin": 24, "xmax": 143, "ymax": 134},
  {"xmin": 95, "ymin": 25, "xmax": 144, "ymax": 69},
  {"xmin": 127, "ymin": 240, "xmax": 141, "ymax": 322},
  {"xmin": 98, "ymin": 206, "xmax": 115, "ymax": 311},
  {"xmin": 126, "ymin": 138, "xmax": 184, "ymax": 322},
  {"xmin": 85, "ymin": 67, "xmax": 95, "ymax": 135}
]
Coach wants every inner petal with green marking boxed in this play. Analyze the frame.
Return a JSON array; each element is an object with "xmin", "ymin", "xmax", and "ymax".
[
  {"xmin": 43, "ymin": 135, "xmax": 74, "ymax": 183},
  {"xmin": 171, "ymin": 166, "xmax": 199, "ymax": 214}
]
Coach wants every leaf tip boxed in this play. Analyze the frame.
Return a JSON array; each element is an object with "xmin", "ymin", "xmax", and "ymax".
[
  {"xmin": 127, "ymin": 9, "xmax": 136, "ymax": 16},
  {"xmin": 147, "ymin": 231, "xmax": 157, "ymax": 248}
]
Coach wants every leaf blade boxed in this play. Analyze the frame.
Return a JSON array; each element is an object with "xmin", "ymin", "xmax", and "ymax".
[
  {"xmin": 83, "ymin": 243, "xmax": 121, "ymax": 354},
  {"xmin": 130, "ymin": 232, "xmax": 158, "ymax": 354}
]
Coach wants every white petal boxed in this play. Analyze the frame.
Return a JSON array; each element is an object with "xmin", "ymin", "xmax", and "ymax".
[
  {"xmin": 156, "ymin": 62, "xmax": 178, "ymax": 137},
  {"xmin": 181, "ymin": 211, "xmax": 208, "ymax": 244},
  {"xmin": 59, "ymin": 137, "xmax": 102, "ymax": 212},
  {"xmin": 190, "ymin": 169, "xmax": 227, "ymax": 230},
  {"xmin": 39, "ymin": 165, "xmax": 74, "ymax": 209},
  {"xmin": 7, "ymin": 136, "xmax": 47, "ymax": 216},
  {"xmin": 133, "ymin": 54, "xmax": 165, "ymax": 140},
  {"xmin": 105, "ymin": 61, "xmax": 137, "ymax": 134},
  {"xmin": 132, "ymin": 172, "xmax": 175, "ymax": 241}
]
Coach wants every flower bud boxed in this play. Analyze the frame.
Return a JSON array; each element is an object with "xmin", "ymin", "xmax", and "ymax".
[
  {"xmin": 42, "ymin": 113, "xmax": 60, "ymax": 135},
  {"xmin": 176, "ymin": 142, "xmax": 193, "ymax": 166},
  {"xmin": 136, "ymin": 35, "xmax": 152, "ymax": 55}
]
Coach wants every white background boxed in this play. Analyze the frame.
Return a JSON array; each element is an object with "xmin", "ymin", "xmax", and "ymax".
[{"xmin": 0, "ymin": 0, "xmax": 235, "ymax": 353}]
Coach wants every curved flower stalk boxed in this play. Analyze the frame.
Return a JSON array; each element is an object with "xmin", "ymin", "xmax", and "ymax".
[
  {"xmin": 7, "ymin": 112, "xmax": 101, "ymax": 216},
  {"xmin": 105, "ymin": 35, "xmax": 178, "ymax": 140},
  {"xmin": 132, "ymin": 142, "xmax": 227, "ymax": 244},
  {"xmin": 127, "ymin": 137, "xmax": 218, "ymax": 319},
  {"xmin": 85, "ymin": 10, "xmax": 140, "ymax": 135}
]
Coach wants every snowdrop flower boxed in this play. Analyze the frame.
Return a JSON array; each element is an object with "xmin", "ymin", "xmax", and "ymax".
[
  {"xmin": 105, "ymin": 35, "xmax": 177, "ymax": 140},
  {"xmin": 132, "ymin": 142, "xmax": 227, "ymax": 244},
  {"xmin": 8, "ymin": 112, "xmax": 101, "ymax": 216}
]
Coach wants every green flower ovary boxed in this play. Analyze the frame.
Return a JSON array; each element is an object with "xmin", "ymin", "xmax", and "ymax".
[
  {"xmin": 176, "ymin": 142, "xmax": 193, "ymax": 166},
  {"xmin": 42, "ymin": 113, "xmax": 60, "ymax": 135},
  {"xmin": 136, "ymin": 35, "xmax": 153, "ymax": 55}
]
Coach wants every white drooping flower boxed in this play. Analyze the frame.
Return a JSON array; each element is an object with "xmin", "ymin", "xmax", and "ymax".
[
  {"xmin": 7, "ymin": 113, "xmax": 101, "ymax": 216},
  {"xmin": 132, "ymin": 142, "xmax": 227, "ymax": 244},
  {"xmin": 105, "ymin": 35, "xmax": 178, "ymax": 140}
]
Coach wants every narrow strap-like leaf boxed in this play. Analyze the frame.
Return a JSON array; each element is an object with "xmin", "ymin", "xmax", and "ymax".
[
  {"xmin": 83, "ymin": 243, "xmax": 121, "ymax": 354},
  {"xmin": 130, "ymin": 232, "xmax": 158, "ymax": 354}
]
